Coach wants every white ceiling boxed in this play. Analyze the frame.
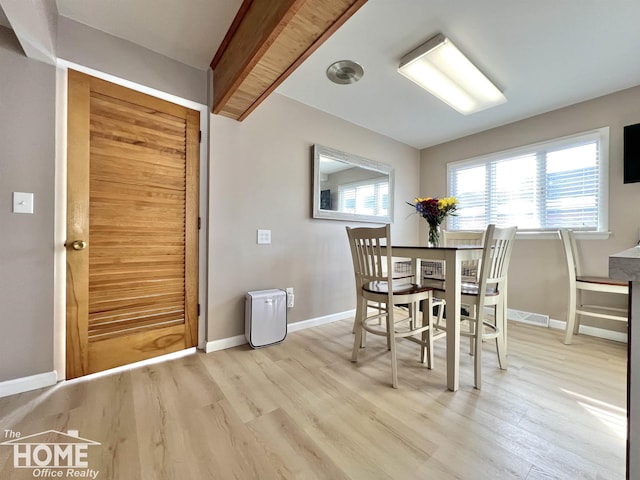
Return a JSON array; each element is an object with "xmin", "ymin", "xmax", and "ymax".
[
  {"xmin": 277, "ymin": 0, "xmax": 640, "ymax": 148},
  {"xmin": 19, "ymin": 1, "xmax": 640, "ymax": 149},
  {"xmin": 56, "ymin": 0, "xmax": 243, "ymax": 70}
]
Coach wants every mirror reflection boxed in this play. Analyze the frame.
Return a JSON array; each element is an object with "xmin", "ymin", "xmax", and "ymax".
[{"xmin": 312, "ymin": 144, "xmax": 394, "ymax": 223}]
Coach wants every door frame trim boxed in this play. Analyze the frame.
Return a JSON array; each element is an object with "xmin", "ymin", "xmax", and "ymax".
[{"xmin": 54, "ymin": 59, "xmax": 209, "ymax": 380}]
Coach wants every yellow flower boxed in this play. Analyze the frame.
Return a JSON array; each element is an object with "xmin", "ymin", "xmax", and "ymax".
[
  {"xmin": 438, "ymin": 197, "xmax": 458, "ymax": 208},
  {"xmin": 409, "ymin": 196, "xmax": 458, "ymax": 222}
]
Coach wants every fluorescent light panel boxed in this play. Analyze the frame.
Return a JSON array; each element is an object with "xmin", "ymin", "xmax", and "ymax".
[{"xmin": 398, "ymin": 33, "xmax": 506, "ymax": 114}]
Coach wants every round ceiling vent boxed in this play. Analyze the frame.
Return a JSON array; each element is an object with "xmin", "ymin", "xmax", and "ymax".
[{"xmin": 326, "ymin": 60, "xmax": 364, "ymax": 85}]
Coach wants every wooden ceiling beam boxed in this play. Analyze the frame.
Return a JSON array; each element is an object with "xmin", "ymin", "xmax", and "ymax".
[{"xmin": 211, "ymin": 0, "xmax": 367, "ymax": 121}]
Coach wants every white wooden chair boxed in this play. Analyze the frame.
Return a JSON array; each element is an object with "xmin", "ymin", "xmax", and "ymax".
[
  {"xmin": 424, "ymin": 230, "xmax": 485, "ymax": 337},
  {"xmin": 346, "ymin": 225, "xmax": 437, "ymax": 389},
  {"xmin": 558, "ymin": 228, "xmax": 629, "ymax": 345},
  {"xmin": 351, "ymin": 256, "xmax": 414, "ymax": 338},
  {"xmin": 433, "ymin": 224, "xmax": 517, "ymax": 389},
  {"xmin": 442, "ymin": 229, "xmax": 485, "ymax": 280},
  {"xmin": 422, "ymin": 230, "xmax": 484, "ymax": 287}
]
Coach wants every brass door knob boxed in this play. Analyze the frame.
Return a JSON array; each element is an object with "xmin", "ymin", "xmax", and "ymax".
[{"xmin": 70, "ymin": 240, "xmax": 87, "ymax": 250}]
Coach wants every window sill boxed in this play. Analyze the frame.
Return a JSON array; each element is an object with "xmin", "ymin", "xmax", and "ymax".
[{"xmin": 516, "ymin": 231, "xmax": 612, "ymax": 240}]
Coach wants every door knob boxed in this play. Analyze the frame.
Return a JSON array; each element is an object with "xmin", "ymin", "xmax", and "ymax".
[{"xmin": 70, "ymin": 240, "xmax": 87, "ymax": 250}]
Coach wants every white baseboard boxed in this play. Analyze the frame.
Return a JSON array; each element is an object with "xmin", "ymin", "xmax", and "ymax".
[
  {"xmin": 504, "ymin": 308, "xmax": 627, "ymax": 343},
  {"xmin": 204, "ymin": 335, "xmax": 247, "ymax": 353},
  {"xmin": 548, "ymin": 318, "xmax": 628, "ymax": 343},
  {"xmin": 287, "ymin": 309, "xmax": 355, "ymax": 333},
  {"xmin": 0, "ymin": 371, "xmax": 58, "ymax": 398},
  {"xmin": 204, "ymin": 309, "xmax": 355, "ymax": 353}
]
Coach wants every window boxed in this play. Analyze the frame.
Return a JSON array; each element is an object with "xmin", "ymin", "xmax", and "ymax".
[
  {"xmin": 338, "ymin": 178, "xmax": 389, "ymax": 217},
  {"xmin": 447, "ymin": 128, "xmax": 609, "ymax": 232}
]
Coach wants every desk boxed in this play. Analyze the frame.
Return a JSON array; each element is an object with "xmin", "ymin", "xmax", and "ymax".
[
  {"xmin": 609, "ymin": 248, "xmax": 639, "ymax": 479},
  {"xmin": 385, "ymin": 245, "xmax": 484, "ymax": 391}
]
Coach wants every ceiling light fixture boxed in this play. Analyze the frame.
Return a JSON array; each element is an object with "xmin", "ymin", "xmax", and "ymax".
[
  {"xmin": 398, "ymin": 33, "xmax": 506, "ymax": 115},
  {"xmin": 326, "ymin": 60, "xmax": 364, "ymax": 85}
]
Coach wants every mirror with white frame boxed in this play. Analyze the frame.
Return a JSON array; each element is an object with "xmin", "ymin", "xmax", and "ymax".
[{"xmin": 312, "ymin": 144, "xmax": 394, "ymax": 223}]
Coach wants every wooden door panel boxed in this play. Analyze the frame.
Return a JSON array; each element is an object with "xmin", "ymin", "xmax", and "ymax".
[
  {"xmin": 67, "ymin": 70, "xmax": 199, "ymax": 378},
  {"xmin": 88, "ymin": 324, "xmax": 186, "ymax": 373},
  {"xmin": 66, "ymin": 71, "xmax": 91, "ymax": 377}
]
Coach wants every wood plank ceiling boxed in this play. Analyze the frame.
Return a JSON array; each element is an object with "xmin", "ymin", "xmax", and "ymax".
[{"xmin": 211, "ymin": 0, "xmax": 367, "ymax": 121}]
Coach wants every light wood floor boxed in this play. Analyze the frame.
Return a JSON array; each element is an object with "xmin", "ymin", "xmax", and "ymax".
[{"xmin": 0, "ymin": 320, "xmax": 627, "ymax": 479}]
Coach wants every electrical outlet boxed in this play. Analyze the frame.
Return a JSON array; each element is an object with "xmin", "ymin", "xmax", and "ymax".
[
  {"xmin": 286, "ymin": 287, "xmax": 294, "ymax": 308},
  {"xmin": 257, "ymin": 229, "xmax": 271, "ymax": 244}
]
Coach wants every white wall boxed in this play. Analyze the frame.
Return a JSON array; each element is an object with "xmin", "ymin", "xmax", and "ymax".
[
  {"xmin": 57, "ymin": 16, "xmax": 207, "ymax": 105},
  {"xmin": 421, "ymin": 85, "xmax": 640, "ymax": 330},
  {"xmin": 208, "ymin": 93, "xmax": 421, "ymax": 340},
  {"xmin": 0, "ymin": 27, "xmax": 56, "ymax": 382}
]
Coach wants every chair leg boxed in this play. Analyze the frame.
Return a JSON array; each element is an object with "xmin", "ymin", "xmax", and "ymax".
[
  {"xmin": 564, "ymin": 286, "xmax": 578, "ymax": 345},
  {"xmin": 419, "ymin": 303, "xmax": 426, "ymax": 363},
  {"xmin": 419, "ymin": 299, "xmax": 433, "ymax": 368},
  {"xmin": 353, "ymin": 299, "xmax": 377, "ymax": 348},
  {"xmin": 574, "ymin": 291, "xmax": 581, "ymax": 334},
  {"xmin": 432, "ymin": 299, "xmax": 445, "ymax": 333},
  {"xmin": 469, "ymin": 318, "xmax": 476, "ymax": 356},
  {"xmin": 388, "ymin": 309, "xmax": 398, "ymax": 388},
  {"xmin": 351, "ymin": 299, "xmax": 359, "ymax": 334},
  {"xmin": 502, "ymin": 296, "xmax": 508, "ymax": 357},
  {"xmin": 351, "ymin": 297, "xmax": 366, "ymax": 362},
  {"xmin": 474, "ymin": 320, "xmax": 483, "ymax": 390},
  {"xmin": 409, "ymin": 302, "xmax": 415, "ymax": 331},
  {"xmin": 426, "ymin": 298, "xmax": 434, "ymax": 369},
  {"xmin": 386, "ymin": 303, "xmax": 391, "ymax": 350},
  {"xmin": 495, "ymin": 303, "xmax": 507, "ymax": 370},
  {"xmin": 361, "ymin": 314, "xmax": 367, "ymax": 348}
]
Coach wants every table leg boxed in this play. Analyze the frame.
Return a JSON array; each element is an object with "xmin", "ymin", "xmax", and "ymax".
[{"xmin": 444, "ymin": 250, "xmax": 461, "ymax": 391}]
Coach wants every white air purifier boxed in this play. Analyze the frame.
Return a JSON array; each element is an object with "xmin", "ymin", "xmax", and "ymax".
[{"xmin": 245, "ymin": 289, "xmax": 287, "ymax": 348}]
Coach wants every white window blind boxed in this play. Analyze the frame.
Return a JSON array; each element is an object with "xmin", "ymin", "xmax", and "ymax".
[
  {"xmin": 338, "ymin": 178, "xmax": 389, "ymax": 217},
  {"xmin": 448, "ymin": 128, "xmax": 609, "ymax": 232}
]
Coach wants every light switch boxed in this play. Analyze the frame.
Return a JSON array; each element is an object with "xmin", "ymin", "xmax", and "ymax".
[
  {"xmin": 13, "ymin": 192, "xmax": 34, "ymax": 214},
  {"xmin": 257, "ymin": 229, "xmax": 271, "ymax": 244}
]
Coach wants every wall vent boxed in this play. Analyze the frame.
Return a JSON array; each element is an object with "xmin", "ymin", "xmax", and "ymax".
[
  {"xmin": 482, "ymin": 307, "xmax": 550, "ymax": 327},
  {"xmin": 507, "ymin": 308, "xmax": 550, "ymax": 327}
]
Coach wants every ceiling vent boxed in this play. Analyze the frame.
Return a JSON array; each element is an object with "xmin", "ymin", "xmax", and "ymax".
[{"xmin": 326, "ymin": 60, "xmax": 364, "ymax": 85}]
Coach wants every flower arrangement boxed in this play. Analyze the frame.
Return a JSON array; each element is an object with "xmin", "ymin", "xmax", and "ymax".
[{"xmin": 407, "ymin": 196, "xmax": 458, "ymax": 246}]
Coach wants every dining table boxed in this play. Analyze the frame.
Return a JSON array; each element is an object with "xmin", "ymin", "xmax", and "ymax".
[{"xmin": 383, "ymin": 244, "xmax": 484, "ymax": 392}]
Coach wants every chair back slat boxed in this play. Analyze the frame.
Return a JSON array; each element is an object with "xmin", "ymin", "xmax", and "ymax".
[
  {"xmin": 442, "ymin": 230, "xmax": 486, "ymax": 245},
  {"xmin": 442, "ymin": 229, "xmax": 485, "ymax": 281},
  {"xmin": 559, "ymin": 228, "xmax": 580, "ymax": 279},
  {"xmin": 477, "ymin": 225, "xmax": 517, "ymax": 298},
  {"xmin": 346, "ymin": 225, "xmax": 393, "ymax": 295}
]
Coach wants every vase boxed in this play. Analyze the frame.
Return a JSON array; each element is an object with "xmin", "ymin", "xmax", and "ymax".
[{"xmin": 428, "ymin": 223, "xmax": 441, "ymax": 247}]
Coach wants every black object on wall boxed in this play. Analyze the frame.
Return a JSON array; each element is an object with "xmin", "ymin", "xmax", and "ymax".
[
  {"xmin": 320, "ymin": 189, "xmax": 331, "ymax": 210},
  {"xmin": 624, "ymin": 122, "xmax": 640, "ymax": 183}
]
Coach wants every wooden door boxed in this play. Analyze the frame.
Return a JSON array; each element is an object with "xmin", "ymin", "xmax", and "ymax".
[{"xmin": 66, "ymin": 70, "xmax": 199, "ymax": 379}]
